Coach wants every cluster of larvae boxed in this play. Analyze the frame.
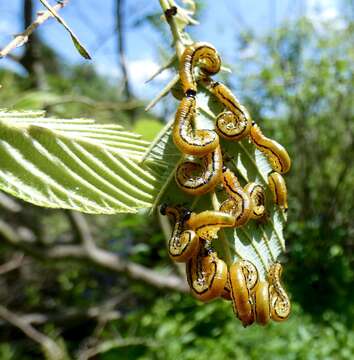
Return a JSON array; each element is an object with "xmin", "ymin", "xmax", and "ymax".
[{"xmin": 161, "ymin": 42, "xmax": 291, "ymax": 326}]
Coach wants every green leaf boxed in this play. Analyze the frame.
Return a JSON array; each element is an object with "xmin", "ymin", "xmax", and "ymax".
[
  {"xmin": 0, "ymin": 110, "xmax": 159, "ymax": 214},
  {"xmin": 133, "ymin": 118, "xmax": 164, "ymax": 141},
  {"xmin": 142, "ymin": 88, "xmax": 288, "ymax": 279},
  {"xmin": 39, "ymin": 0, "xmax": 91, "ymax": 60}
]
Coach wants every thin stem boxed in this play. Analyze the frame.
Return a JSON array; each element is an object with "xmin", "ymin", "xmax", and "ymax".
[
  {"xmin": 159, "ymin": 0, "xmax": 185, "ymax": 59},
  {"xmin": 0, "ymin": 1, "xmax": 69, "ymax": 59}
]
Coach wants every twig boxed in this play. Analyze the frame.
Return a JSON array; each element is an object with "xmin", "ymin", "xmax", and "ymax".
[
  {"xmin": 0, "ymin": 295, "xmax": 124, "ymax": 327},
  {"xmin": 159, "ymin": 0, "xmax": 185, "ymax": 59},
  {"xmin": 67, "ymin": 211, "xmax": 96, "ymax": 252},
  {"xmin": 0, "ymin": 305, "xmax": 66, "ymax": 360},
  {"xmin": 158, "ymin": 210, "xmax": 186, "ymax": 278},
  {"xmin": 78, "ymin": 337, "xmax": 158, "ymax": 360},
  {"xmin": 0, "ymin": 253, "xmax": 24, "ymax": 275},
  {"xmin": 0, "ymin": 218, "xmax": 188, "ymax": 293},
  {"xmin": 116, "ymin": 0, "xmax": 132, "ymax": 100},
  {"xmin": 0, "ymin": 1, "xmax": 69, "ymax": 59},
  {"xmin": 0, "ymin": 192, "xmax": 22, "ymax": 213}
]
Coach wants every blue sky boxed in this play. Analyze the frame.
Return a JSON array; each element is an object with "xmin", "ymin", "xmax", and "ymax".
[{"xmin": 0, "ymin": 0, "xmax": 342, "ymax": 99}]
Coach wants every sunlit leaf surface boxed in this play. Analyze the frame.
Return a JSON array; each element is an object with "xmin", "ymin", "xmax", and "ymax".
[{"xmin": 0, "ymin": 110, "xmax": 158, "ymax": 214}]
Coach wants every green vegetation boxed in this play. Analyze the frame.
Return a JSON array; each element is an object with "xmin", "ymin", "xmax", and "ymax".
[{"xmin": 0, "ymin": 1, "xmax": 353, "ymax": 359}]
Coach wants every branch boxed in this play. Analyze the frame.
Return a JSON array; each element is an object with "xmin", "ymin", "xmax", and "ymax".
[
  {"xmin": 0, "ymin": 0, "xmax": 69, "ymax": 59},
  {"xmin": 159, "ymin": 0, "xmax": 185, "ymax": 59},
  {"xmin": 0, "ymin": 192, "xmax": 22, "ymax": 213},
  {"xmin": 0, "ymin": 253, "xmax": 24, "ymax": 275},
  {"xmin": 116, "ymin": 0, "xmax": 132, "ymax": 100},
  {"xmin": 0, "ymin": 218, "xmax": 188, "ymax": 293},
  {"xmin": 0, "ymin": 305, "xmax": 67, "ymax": 360},
  {"xmin": 78, "ymin": 337, "xmax": 157, "ymax": 360},
  {"xmin": 0, "ymin": 295, "xmax": 123, "ymax": 327}
]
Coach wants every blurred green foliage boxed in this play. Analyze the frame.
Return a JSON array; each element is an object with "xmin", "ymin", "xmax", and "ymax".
[
  {"xmin": 0, "ymin": 7, "xmax": 353, "ymax": 360},
  {"xmin": 102, "ymin": 295, "xmax": 354, "ymax": 360}
]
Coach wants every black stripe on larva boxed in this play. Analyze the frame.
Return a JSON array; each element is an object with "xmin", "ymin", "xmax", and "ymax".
[
  {"xmin": 229, "ymin": 269, "xmax": 238, "ymax": 315},
  {"xmin": 223, "ymin": 177, "xmax": 245, "ymax": 221},
  {"xmin": 249, "ymin": 185, "xmax": 264, "ymax": 215},
  {"xmin": 269, "ymin": 175, "xmax": 279, "ymax": 204},
  {"xmin": 170, "ymin": 231, "xmax": 192, "ymax": 257},
  {"xmin": 254, "ymin": 292, "xmax": 258, "ymax": 320},
  {"xmin": 217, "ymin": 122, "xmax": 248, "ymax": 139},
  {"xmin": 251, "ymin": 136, "xmax": 284, "ymax": 172},
  {"xmin": 190, "ymin": 46, "xmax": 218, "ymax": 75},
  {"xmin": 191, "ymin": 257, "xmax": 218, "ymax": 295},
  {"xmin": 195, "ymin": 221, "xmax": 226, "ymax": 232},
  {"xmin": 177, "ymin": 151, "xmax": 218, "ymax": 190},
  {"xmin": 243, "ymin": 263, "xmax": 258, "ymax": 291},
  {"xmin": 268, "ymin": 286, "xmax": 272, "ymax": 315},
  {"xmin": 178, "ymin": 99, "xmax": 216, "ymax": 148},
  {"xmin": 216, "ymin": 87, "xmax": 245, "ymax": 115}
]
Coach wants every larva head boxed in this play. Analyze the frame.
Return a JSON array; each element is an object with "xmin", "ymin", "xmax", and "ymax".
[
  {"xmin": 160, "ymin": 204, "xmax": 189, "ymax": 220},
  {"xmin": 182, "ymin": 208, "xmax": 192, "ymax": 222},
  {"xmin": 159, "ymin": 203, "xmax": 168, "ymax": 215},
  {"xmin": 250, "ymin": 122, "xmax": 262, "ymax": 137},
  {"xmin": 185, "ymin": 89, "xmax": 197, "ymax": 98}
]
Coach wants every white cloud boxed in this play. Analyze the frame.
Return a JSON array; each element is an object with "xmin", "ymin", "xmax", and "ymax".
[
  {"xmin": 95, "ymin": 62, "xmax": 120, "ymax": 79},
  {"xmin": 127, "ymin": 58, "xmax": 170, "ymax": 86},
  {"xmin": 95, "ymin": 58, "xmax": 172, "ymax": 99},
  {"xmin": 306, "ymin": 0, "xmax": 345, "ymax": 31}
]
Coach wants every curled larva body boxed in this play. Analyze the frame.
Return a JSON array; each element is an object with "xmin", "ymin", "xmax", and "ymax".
[
  {"xmin": 244, "ymin": 182, "xmax": 266, "ymax": 219},
  {"xmin": 186, "ymin": 210, "xmax": 235, "ymax": 240},
  {"xmin": 221, "ymin": 280, "xmax": 232, "ymax": 301},
  {"xmin": 210, "ymin": 81, "xmax": 251, "ymax": 141},
  {"xmin": 220, "ymin": 168, "xmax": 252, "ymax": 227},
  {"xmin": 172, "ymin": 95, "xmax": 219, "ymax": 156},
  {"xmin": 254, "ymin": 281, "xmax": 271, "ymax": 325},
  {"xmin": 180, "ymin": 42, "xmax": 221, "ymax": 94},
  {"xmin": 250, "ymin": 123, "xmax": 291, "ymax": 174},
  {"xmin": 186, "ymin": 243, "xmax": 227, "ymax": 302},
  {"xmin": 229, "ymin": 260, "xmax": 259, "ymax": 327},
  {"xmin": 160, "ymin": 204, "xmax": 199, "ymax": 262},
  {"xmin": 268, "ymin": 172, "xmax": 288, "ymax": 211},
  {"xmin": 268, "ymin": 263, "xmax": 291, "ymax": 321},
  {"xmin": 175, "ymin": 145, "xmax": 223, "ymax": 196}
]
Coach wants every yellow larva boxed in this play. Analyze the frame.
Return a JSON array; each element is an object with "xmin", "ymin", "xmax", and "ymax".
[
  {"xmin": 244, "ymin": 182, "xmax": 266, "ymax": 219},
  {"xmin": 268, "ymin": 263, "xmax": 291, "ymax": 322},
  {"xmin": 250, "ymin": 123, "xmax": 291, "ymax": 174},
  {"xmin": 180, "ymin": 42, "xmax": 221, "ymax": 94},
  {"xmin": 268, "ymin": 172, "xmax": 288, "ymax": 211},
  {"xmin": 160, "ymin": 204, "xmax": 199, "ymax": 262},
  {"xmin": 254, "ymin": 281, "xmax": 271, "ymax": 325},
  {"xmin": 220, "ymin": 167, "xmax": 252, "ymax": 227},
  {"xmin": 229, "ymin": 260, "xmax": 259, "ymax": 327},
  {"xmin": 186, "ymin": 210, "xmax": 235, "ymax": 241},
  {"xmin": 186, "ymin": 242, "xmax": 227, "ymax": 302},
  {"xmin": 175, "ymin": 145, "xmax": 223, "ymax": 196},
  {"xmin": 172, "ymin": 94, "xmax": 219, "ymax": 156},
  {"xmin": 209, "ymin": 81, "xmax": 251, "ymax": 141}
]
